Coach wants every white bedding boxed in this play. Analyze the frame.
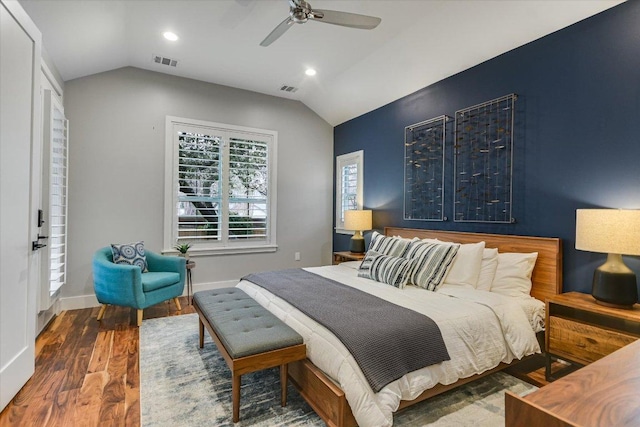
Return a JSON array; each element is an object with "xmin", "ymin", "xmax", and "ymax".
[{"xmin": 237, "ymin": 264, "xmax": 542, "ymax": 427}]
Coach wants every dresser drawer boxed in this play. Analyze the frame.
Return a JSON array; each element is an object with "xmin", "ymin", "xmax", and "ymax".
[{"xmin": 548, "ymin": 316, "xmax": 638, "ymax": 365}]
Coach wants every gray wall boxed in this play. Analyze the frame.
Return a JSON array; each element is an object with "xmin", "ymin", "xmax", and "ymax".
[{"xmin": 63, "ymin": 67, "xmax": 333, "ymax": 307}]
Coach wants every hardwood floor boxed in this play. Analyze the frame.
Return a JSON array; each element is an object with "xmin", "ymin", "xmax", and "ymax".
[
  {"xmin": 1, "ymin": 296, "xmax": 557, "ymax": 426},
  {"xmin": 0, "ymin": 297, "xmax": 194, "ymax": 427}
]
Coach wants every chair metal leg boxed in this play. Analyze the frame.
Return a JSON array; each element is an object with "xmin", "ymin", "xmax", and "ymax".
[
  {"xmin": 199, "ymin": 318, "xmax": 204, "ymax": 348},
  {"xmin": 137, "ymin": 309, "xmax": 143, "ymax": 326},
  {"xmin": 174, "ymin": 297, "xmax": 182, "ymax": 311},
  {"xmin": 96, "ymin": 304, "xmax": 107, "ymax": 321}
]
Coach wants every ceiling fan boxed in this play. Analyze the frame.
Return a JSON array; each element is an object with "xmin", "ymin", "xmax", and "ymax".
[{"xmin": 260, "ymin": 0, "xmax": 382, "ymax": 47}]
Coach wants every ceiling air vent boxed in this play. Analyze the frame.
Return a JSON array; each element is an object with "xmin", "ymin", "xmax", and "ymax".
[
  {"xmin": 280, "ymin": 85, "xmax": 298, "ymax": 93},
  {"xmin": 152, "ymin": 54, "xmax": 178, "ymax": 67}
]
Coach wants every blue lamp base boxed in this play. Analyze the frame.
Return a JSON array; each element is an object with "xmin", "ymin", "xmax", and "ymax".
[{"xmin": 349, "ymin": 236, "xmax": 365, "ymax": 253}]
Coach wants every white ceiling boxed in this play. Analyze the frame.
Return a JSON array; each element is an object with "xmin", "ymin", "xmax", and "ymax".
[{"xmin": 20, "ymin": 0, "xmax": 622, "ymax": 126}]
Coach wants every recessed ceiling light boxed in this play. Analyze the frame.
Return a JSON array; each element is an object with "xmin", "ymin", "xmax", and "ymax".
[
  {"xmin": 305, "ymin": 68, "xmax": 317, "ymax": 76},
  {"xmin": 163, "ymin": 32, "xmax": 179, "ymax": 41}
]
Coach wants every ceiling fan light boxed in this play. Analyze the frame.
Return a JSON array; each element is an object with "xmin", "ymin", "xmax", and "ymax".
[
  {"xmin": 163, "ymin": 31, "xmax": 179, "ymax": 41},
  {"xmin": 305, "ymin": 68, "xmax": 317, "ymax": 76}
]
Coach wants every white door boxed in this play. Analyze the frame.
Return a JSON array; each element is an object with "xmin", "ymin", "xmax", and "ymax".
[{"xmin": 0, "ymin": 0, "xmax": 42, "ymax": 411}]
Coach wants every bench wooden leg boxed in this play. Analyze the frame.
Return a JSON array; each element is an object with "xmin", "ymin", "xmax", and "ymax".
[
  {"xmin": 199, "ymin": 318, "xmax": 204, "ymax": 348},
  {"xmin": 232, "ymin": 373, "xmax": 241, "ymax": 423},
  {"xmin": 96, "ymin": 304, "xmax": 107, "ymax": 321},
  {"xmin": 280, "ymin": 363, "xmax": 288, "ymax": 407}
]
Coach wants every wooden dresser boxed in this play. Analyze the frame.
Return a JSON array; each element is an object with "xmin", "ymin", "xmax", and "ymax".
[
  {"xmin": 545, "ymin": 292, "xmax": 640, "ymax": 380},
  {"xmin": 505, "ymin": 338, "xmax": 640, "ymax": 426}
]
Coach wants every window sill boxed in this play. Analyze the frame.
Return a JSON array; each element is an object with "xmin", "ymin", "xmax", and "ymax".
[
  {"xmin": 162, "ymin": 244, "xmax": 278, "ymax": 257},
  {"xmin": 335, "ymin": 228, "xmax": 355, "ymax": 235}
]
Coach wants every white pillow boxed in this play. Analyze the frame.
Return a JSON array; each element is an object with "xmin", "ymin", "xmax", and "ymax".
[
  {"xmin": 421, "ymin": 238, "xmax": 440, "ymax": 244},
  {"xmin": 476, "ymin": 248, "xmax": 499, "ymax": 291},
  {"xmin": 394, "ymin": 235, "xmax": 419, "ymax": 242},
  {"xmin": 442, "ymin": 241, "xmax": 485, "ymax": 288},
  {"xmin": 490, "ymin": 252, "xmax": 538, "ymax": 297}
]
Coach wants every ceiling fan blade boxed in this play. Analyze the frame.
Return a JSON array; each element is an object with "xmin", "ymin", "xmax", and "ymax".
[
  {"xmin": 260, "ymin": 17, "xmax": 294, "ymax": 47},
  {"xmin": 310, "ymin": 9, "xmax": 381, "ymax": 30}
]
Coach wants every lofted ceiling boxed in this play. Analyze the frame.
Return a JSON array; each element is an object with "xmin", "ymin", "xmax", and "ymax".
[{"xmin": 19, "ymin": 0, "xmax": 622, "ymax": 126}]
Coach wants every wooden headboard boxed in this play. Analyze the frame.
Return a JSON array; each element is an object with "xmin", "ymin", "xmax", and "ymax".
[{"xmin": 385, "ymin": 227, "xmax": 563, "ymax": 302}]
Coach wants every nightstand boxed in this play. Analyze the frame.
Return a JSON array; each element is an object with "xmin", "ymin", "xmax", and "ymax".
[
  {"xmin": 333, "ymin": 251, "xmax": 366, "ymax": 265},
  {"xmin": 545, "ymin": 291, "xmax": 640, "ymax": 381}
]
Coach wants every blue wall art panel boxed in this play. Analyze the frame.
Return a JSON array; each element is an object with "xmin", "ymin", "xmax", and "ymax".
[
  {"xmin": 454, "ymin": 94, "xmax": 516, "ymax": 223},
  {"xmin": 404, "ymin": 116, "xmax": 449, "ymax": 221}
]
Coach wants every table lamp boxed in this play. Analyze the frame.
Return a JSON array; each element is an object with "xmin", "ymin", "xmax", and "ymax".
[
  {"xmin": 344, "ymin": 210, "xmax": 372, "ymax": 253},
  {"xmin": 575, "ymin": 209, "xmax": 640, "ymax": 308}
]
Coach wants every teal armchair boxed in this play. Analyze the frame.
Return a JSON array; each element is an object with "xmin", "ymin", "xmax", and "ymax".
[{"xmin": 92, "ymin": 247, "xmax": 186, "ymax": 326}]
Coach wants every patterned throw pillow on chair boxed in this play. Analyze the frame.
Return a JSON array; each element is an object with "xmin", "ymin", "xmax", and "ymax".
[{"xmin": 111, "ymin": 241, "xmax": 148, "ymax": 272}]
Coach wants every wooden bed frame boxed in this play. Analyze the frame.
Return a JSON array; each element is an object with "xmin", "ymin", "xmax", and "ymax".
[{"xmin": 287, "ymin": 227, "xmax": 563, "ymax": 427}]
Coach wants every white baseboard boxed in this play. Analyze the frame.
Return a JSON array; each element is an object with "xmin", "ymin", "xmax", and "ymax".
[
  {"xmin": 60, "ymin": 293, "xmax": 100, "ymax": 311},
  {"xmin": 37, "ymin": 299, "xmax": 62, "ymax": 336},
  {"xmin": 59, "ymin": 279, "xmax": 241, "ymax": 311},
  {"xmin": 192, "ymin": 280, "xmax": 239, "ymax": 292}
]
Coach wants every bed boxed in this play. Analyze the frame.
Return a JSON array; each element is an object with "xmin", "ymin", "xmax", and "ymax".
[{"xmin": 237, "ymin": 227, "xmax": 562, "ymax": 427}]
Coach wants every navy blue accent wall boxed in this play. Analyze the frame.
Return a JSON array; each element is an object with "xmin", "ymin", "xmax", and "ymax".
[{"xmin": 334, "ymin": 1, "xmax": 640, "ymax": 296}]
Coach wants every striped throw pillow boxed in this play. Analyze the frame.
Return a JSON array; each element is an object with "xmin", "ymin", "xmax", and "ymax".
[
  {"xmin": 358, "ymin": 250, "xmax": 381, "ymax": 276},
  {"xmin": 358, "ymin": 251, "xmax": 413, "ymax": 288},
  {"xmin": 367, "ymin": 231, "xmax": 412, "ymax": 257},
  {"xmin": 404, "ymin": 241, "xmax": 459, "ymax": 291}
]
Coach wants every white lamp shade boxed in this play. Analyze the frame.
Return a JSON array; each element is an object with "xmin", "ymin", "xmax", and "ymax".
[
  {"xmin": 576, "ymin": 209, "xmax": 640, "ymax": 256},
  {"xmin": 344, "ymin": 210, "xmax": 372, "ymax": 232}
]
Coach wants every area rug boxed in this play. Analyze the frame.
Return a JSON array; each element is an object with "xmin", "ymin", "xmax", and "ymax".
[{"xmin": 140, "ymin": 314, "xmax": 536, "ymax": 426}]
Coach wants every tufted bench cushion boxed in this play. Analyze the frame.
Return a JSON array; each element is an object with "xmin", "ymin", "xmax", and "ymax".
[
  {"xmin": 193, "ymin": 288, "xmax": 303, "ymax": 358},
  {"xmin": 193, "ymin": 287, "xmax": 306, "ymax": 423}
]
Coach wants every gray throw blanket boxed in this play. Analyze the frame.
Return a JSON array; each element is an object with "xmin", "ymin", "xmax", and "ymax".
[{"xmin": 242, "ymin": 268, "xmax": 450, "ymax": 392}]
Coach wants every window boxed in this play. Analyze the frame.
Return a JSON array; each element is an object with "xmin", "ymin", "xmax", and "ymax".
[
  {"xmin": 164, "ymin": 117, "xmax": 277, "ymax": 254},
  {"xmin": 335, "ymin": 150, "xmax": 363, "ymax": 233}
]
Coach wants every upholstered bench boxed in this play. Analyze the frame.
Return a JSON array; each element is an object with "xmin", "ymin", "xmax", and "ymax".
[{"xmin": 193, "ymin": 288, "xmax": 306, "ymax": 423}]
